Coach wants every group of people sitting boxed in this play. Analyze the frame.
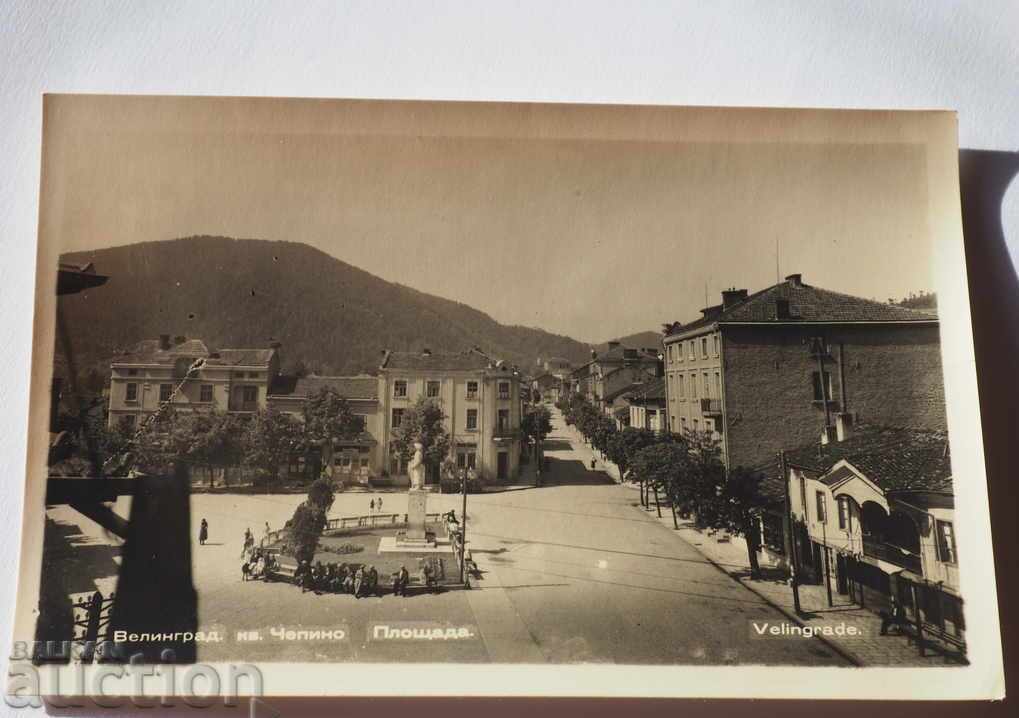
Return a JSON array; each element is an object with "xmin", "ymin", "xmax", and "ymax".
[
  {"xmin": 241, "ymin": 548, "xmax": 279, "ymax": 581},
  {"xmin": 294, "ymin": 560, "xmax": 382, "ymax": 598}
]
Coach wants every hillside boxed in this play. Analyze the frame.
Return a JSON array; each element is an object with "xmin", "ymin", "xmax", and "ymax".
[{"xmin": 57, "ymin": 237, "xmax": 607, "ymax": 378}]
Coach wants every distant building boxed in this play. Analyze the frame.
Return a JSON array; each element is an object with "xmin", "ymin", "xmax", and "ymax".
[
  {"xmin": 267, "ymin": 374, "xmax": 381, "ymax": 483},
  {"xmin": 378, "ymin": 349, "xmax": 522, "ymax": 483},
  {"xmin": 621, "ymin": 376, "xmax": 668, "ymax": 433},
  {"xmin": 107, "ymin": 335, "xmax": 280, "ymax": 430},
  {"xmin": 662, "ymin": 273, "xmax": 945, "ymax": 470},
  {"xmin": 760, "ymin": 424, "xmax": 964, "ymax": 654},
  {"xmin": 568, "ymin": 342, "xmax": 661, "ymax": 411}
]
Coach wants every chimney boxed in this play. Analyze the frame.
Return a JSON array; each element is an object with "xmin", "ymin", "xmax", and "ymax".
[
  {"xmin": 785, "ymin": 273, "xmax": 803, "ymax": 287},
  {"xmin": 159, "ymin": 334, "xmax": 171, "ymax": 350},
  {"xmin": 721, "ymin": 287, "xmax": 748, "ymax": 309}
]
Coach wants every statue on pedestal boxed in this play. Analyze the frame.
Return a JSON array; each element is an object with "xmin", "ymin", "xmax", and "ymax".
[{"xmin": 408, "ymin": 441, "xmax": 426, "ymax": 490}]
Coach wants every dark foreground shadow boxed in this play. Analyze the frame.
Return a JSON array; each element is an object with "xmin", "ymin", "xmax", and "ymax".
[{"xmin": 539, "ymin": 458, "xmax": 616, "ymax": 487}]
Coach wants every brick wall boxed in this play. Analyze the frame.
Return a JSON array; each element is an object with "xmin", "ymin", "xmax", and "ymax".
[{"xmin": 722, "ymin": 324, "xmax": 946, "ymax": 470}]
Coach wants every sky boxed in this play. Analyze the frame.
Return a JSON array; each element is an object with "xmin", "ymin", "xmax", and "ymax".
[{"xmin": 43, "ymin": 96, "xmax": 935, "ymax": 343}]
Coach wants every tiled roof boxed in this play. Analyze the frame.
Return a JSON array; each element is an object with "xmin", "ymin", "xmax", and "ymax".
[
  {"xmin": 622, "ymin": 376, "xmax": 667, "ymax": 402},
  {"xmin": 112, "ymin": 338, "xmax": 276, "ymax": 367},
  {"xmin": 592, "ymin": 345, "xmax": 659, "ymax": 364},
  {"xmin": 270, "ymin": 374, "xmax": 378, "ymax": 400},
  {"xmin": 216, "ymin": 348, "xmax": 277, "ymax": 366},
  {"xmin": 380, "ymin": 349, "xmax": 495, "ymax": 372},
  {"xmin": 754, "ymin": 424, "xmax": 952, "ymax": 503},
  {"xmin": 666, "ymin": 277, "xmax": 937, "ymax": 339}
]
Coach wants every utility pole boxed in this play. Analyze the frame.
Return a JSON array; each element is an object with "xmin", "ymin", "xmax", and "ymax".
[
  {"xmin": 821, "ymin": 510, "xmax": 833, "ymax": 607},
  {"xmin": 779, "ymin": 450, "xmax": 802, "ymax": 615},
  {"xmin": 460, "ymin": 466, "xmax": 469, "ymax": 585}
]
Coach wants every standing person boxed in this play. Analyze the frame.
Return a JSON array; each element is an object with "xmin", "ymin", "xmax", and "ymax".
[
  {"xmin": 368, "ymin": 565, "xmax": 379, "ymax": 597},
  {"xmin": 353, "ymin": 565, "xmax": 365, "ymax": 599},
  {"xmin": 199, "ymin": 518, "xmax": 209, "ymax": 546},
  {"xmin": 263, "ymin": 521, "xmax": 271, "ymax": 546},
  {"xmin": 393, "ymin": 565, "xmax": 409, "ymax": 597},
  {"xmin": 376, "ymin": 496, "xmax": 383, "ymax": 515},
  {"xmin": 241, "ymin": 528, "xmax": 253, "ymax": 557}
]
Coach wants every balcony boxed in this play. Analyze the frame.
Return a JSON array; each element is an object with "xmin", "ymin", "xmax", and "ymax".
[
  {"xmin": 700, "ymin": 398, "xmax": 723, "ymax": 416},
  {"xmin": 492, "ymin": 425, "xmax": 518, "ymax": 440},
  {"xmin": 863, "ymin": 535, "xmax": 922, "ymax": 574}
]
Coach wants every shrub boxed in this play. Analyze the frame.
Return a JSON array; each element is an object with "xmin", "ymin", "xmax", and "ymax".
[{"xmin": 287, "ymin": 501, "xmax": 327, "ymax": 564}]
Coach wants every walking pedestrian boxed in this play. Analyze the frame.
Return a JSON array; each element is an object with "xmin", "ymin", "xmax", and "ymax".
[
  {"xmin": 369, "ymin": 498, "xmax": 376, "ymax": 516},
  {"xmin": 199, "ymin": 518, "xmax": 209, "ymax": 546},
  {"xmin": 376, "ymin": 496, "xmax": 383, "ymax": 514},
  {"xmin": 241, "ymin": 527, "xmax": 253, "ymax": 557}
]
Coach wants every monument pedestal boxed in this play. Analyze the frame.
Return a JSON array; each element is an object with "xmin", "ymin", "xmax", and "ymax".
[{"xmin": 390, "ymin": 488, "xmax": 437, "ymax": 549}]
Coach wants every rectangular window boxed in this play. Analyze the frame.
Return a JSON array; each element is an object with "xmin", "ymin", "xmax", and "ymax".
[
  {"xmin": 713, "ymin": 335, "xmax": 720, "ymax": 356},
  {"xmin": 714, "ymin": 372, "xmax": 721, "ymax": 399},
  {"xmin": 701, "ymin": 337, "xmax": 708, "ymax": 358},
  {"xmin": 466, "ymin": 381, "xmax": 478, "ymax": 399},
  {"xmin": 811, "ymin": 371, "xmax": 834, "ymax": 402},
  {"xmin": 125, "ymin": 383, "xmax": 138, "ymax": 402},
  {"xmin": 677, "ymin": 374, "xmax": 684, "ymax": 398},
  {"xmin": 351, "ymin": 414, "xmax": 367, "ymax": 432},
  {"xmin": 498, "ymin": 381, "xmax": 511, "ymax": 399},
  {"xmin": 690, "ymin": 373, "xmax": 697, "ymax": 399},
  {"xmin": 392, "ymin": 408, "xmax": 405, "ymax": 428},
  {"xmin": 127, "ymin": 368, "xmax": 138, "ymax": 377},
  {"xmin": 200, "ymin": 384, "xmax": 213, "ymax": 403},
  {"xmin": 692, "ymin": 418, "xmax": 699, "ymax": 432},
  {"xmin": 676, "ymin": 343, "xmax": 683, "ymax": 362},
  {"xmin": 815, "ymin": 491, "xmax": 827, "ymax": 522},
  {"xmin": 360, "ymin": 457, "xmax": 369, "ymax": 469},
  {"xmin": 248, "ymin": 372, "xmax": 260, "ymax": 379},
  {"xmin": 688, "ymin": 341, "xmax": 695, "ymax": 359},
  {"xmin": 838, "ymin": 497, "xmax": 852, "ymax": 531},
  {"xmin": 394, "ymin": 380, "xmax": 407, "ymax": 398},
  {"xmin": 466, "ymin": 408, "xmax": 478, "ymax": 431},
  {"xmin": 497, "ymin": 409, "xmax": 510, "ymax": 431},
  {"xmin": 680, "ymin": 417, "xmax": 687, "ymax": 431},
  {"xmin": 119, "ymin": 414, "xmax": 136, "ymax": 430},
  {"xmin": 426, "ymin": 380, "xmax": 440, "ymax": 398},
  {"xmin": 467, "ymin": 452, "xmax": 477, "ymax": 469},
  {"xmin": 702, "ymin": 372, "xmax": 709, "ymax": 398},
  {"xmin": 242, "ymin": 385, "xmax": 258, "ymax": 403},
  {"xmin": 937, "ymin": 520, "xmax": 957, "ymax": 564},
  {"xmin": 159, "ymin": 384, "xmax": 172, "ymax": 402}
]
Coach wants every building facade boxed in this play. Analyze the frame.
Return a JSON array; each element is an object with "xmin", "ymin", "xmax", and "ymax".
[
  {"xmin": 108, "ymin": 335, "xmax": 280, "ymax": 430},
  {"xmin": 267, "ymin": 375, "xmax": 382, "ymax": 483},
  {"xmin": 663, "ymin": 273, "xmax": 946, "ymax": 470},
  {"xmin": 777, "ymin": 425, "xmax": 964, "ymax": 653},
  {"xmin": 378, "ymin": 349, "xmax": 522, "ymax": 483}
]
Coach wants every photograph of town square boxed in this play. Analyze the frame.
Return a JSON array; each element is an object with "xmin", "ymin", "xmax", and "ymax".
[{"xmin": 27, "ymin": 97, "xmax": 967, "ymax": 669}]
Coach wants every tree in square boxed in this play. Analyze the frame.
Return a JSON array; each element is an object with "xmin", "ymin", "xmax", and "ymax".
[{"xmin": 390, "ymin": 396, "xmax": 451, "ymax": 481}]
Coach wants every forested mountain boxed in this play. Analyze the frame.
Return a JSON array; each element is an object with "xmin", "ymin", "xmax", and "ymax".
[{"xmin": 57, "ymin": 237, "xmax": 656, "ymax": 379}]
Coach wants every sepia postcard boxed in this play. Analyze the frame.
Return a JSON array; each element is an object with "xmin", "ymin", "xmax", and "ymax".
[{"xmin": 7, "ymin": 95, "xmax": 1005, "ymax": 705}]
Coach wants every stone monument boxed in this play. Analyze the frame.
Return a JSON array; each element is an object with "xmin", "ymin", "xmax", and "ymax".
[{"xmin": 404, "ymin": 442, "xmax": 433, "ymax": 545}]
